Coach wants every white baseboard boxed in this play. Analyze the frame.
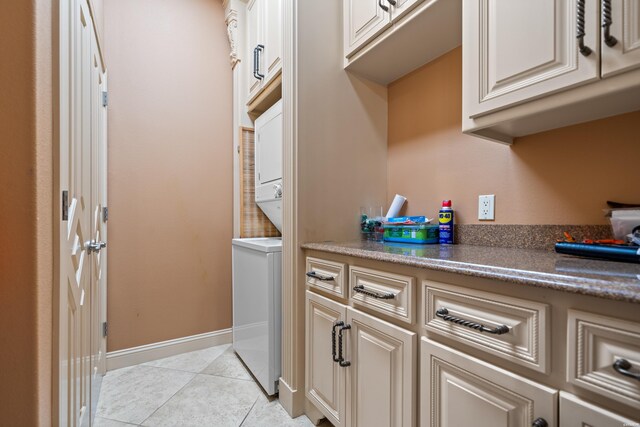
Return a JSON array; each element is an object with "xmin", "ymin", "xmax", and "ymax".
[{"xmin": 106, "ymin": 328, "xmax": 232, "ymax": 371}]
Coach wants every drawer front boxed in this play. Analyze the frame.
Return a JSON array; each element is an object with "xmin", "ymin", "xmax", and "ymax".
[
  {"xmin": 349, "ymin": 266, "xmax": 415, "ymax": 324},
  {"xmin": 424, "ymin": 281, "xmax": 550, "ymax": 373},
  {"xmin": 306, "ymin": 257, "xmax": 348, "ymax": 299},
  {"xmin": 567, "ymin": 310, "xmax": 640, "ymax": 408},
  {"xmin": 421, "ymin": 338, "xmax": 557, "ymax": 427},
  {"xmin": 559, "ymin": 392, "xmax": 638, "ymax": 427}
]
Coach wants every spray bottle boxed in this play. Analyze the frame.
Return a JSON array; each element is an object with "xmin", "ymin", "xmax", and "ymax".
[{"xmin": 438, "ymin": 200, "xmax": 454, "ymax": 244}]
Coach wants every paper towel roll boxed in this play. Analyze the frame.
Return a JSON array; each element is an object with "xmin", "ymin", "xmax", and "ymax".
[{"xmin": 386, "ymin": 194, "xmax": 407, "ymax": 219}]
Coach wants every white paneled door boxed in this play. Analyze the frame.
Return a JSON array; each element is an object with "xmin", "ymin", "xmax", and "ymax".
[
  {"xmin": 58, "ymin": 0, "xmax": 108, "ymax": 425},
  {"xmin": 346, "ymin": 307, "xmax": 416, "ymax": 427},
  {"xmin": 601, "ymin": 0, "xmax": 640, "ymax": 77},
  {"xmin": 344, "ymin": 0, "xmax": 392, "ymax": 57},
  {"xmin": 465, "ymin": 0, "xmax": 600, "ymax": 117}
]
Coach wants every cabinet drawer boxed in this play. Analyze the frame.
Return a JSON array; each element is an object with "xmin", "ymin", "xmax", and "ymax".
[
  {"xmin": 423, "ymin": 281, "xmax": 550, "ymax": 373},
  {"xmin": 306, "ymin": 257, "xmax": 348, "ymax": 299},
  {"xmin": 567, "ymin": 310, "xmax": 640, "ymax": 409},
  {"xmin": 559, "ymin": 392, "xmax": 638, "ymax": 427},
  {"xmin": 421, "ymin": 338, "xmax": 557, "ymax": 427},
  {"xmin": 349, "ymin": 266, "xmax": 415, "ymax": 324}
]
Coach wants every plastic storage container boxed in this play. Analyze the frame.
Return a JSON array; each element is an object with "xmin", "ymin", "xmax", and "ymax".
[{"xmin": 383, "ymin": 223, "xmax": 439, "ymax": 244}]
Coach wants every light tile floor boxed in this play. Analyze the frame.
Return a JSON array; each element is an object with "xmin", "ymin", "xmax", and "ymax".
[{"xmin": 95, "ymin": 344, "xmax": 319, "ymax": 427}]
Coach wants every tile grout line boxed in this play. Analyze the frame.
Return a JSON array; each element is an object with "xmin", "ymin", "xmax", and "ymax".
[
  {"xmin": 136, "ymin": 369, "xmax": 200, "ymax": 426},
  {"xmin": 95, "ymin": 416, "xmax": 140, "ymax": 426},
  {"xmin": 238, "ymin": 395, "xmax": 261, "ymax": 427}
]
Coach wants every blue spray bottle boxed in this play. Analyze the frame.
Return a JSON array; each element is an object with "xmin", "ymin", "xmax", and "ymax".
[{"xmin": 438, "ymin": 200, "xmax": 454, "ymax": 244}]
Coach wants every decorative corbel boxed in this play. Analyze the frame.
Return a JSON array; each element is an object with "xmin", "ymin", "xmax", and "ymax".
[{"xmin": 225, "ymin": 8, "xmax": 240, "ymax": 69}]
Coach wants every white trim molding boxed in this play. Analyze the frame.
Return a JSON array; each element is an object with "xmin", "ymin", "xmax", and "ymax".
[{"xmin": 106, "ymin": 329, "xmax": 232, "ymax": 371}]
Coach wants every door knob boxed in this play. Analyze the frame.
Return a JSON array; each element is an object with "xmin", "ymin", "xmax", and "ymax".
[
  {"xmin": 86, "ymin": 240, "xmax": 107, "ymax": 253},
  {"xmin": 273, "ymin": 183, "xmax": 283, "ymax": 198}
]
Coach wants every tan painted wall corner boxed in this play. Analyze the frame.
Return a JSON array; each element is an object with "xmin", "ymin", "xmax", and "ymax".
[
  {"xmin": 104, "ymin": 0, "xmax": 233, "ymax": 351},
  {"xmin": 387, "ymin": 48, "xmax": 640, "ymax": 225}
]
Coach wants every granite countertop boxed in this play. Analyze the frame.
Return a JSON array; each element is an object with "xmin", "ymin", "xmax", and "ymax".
[{"xmin": 301, "ymin": 240, "xmax": 640, "ymax": 304}]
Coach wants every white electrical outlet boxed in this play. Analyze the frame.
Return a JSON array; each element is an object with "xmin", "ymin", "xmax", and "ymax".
[{"xmin": 478, "ymin": 195, "xmax": 495, "ymax": 220}]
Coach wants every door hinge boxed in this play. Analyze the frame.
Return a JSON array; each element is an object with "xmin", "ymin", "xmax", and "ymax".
[
  {"xmin": 102, "ymin": 321, "xmax": 108, "ymax": 338},
  {"xmin": 62, "ymin": 191, "xmax": 69, "ymax": 221},
  {"xmin": 102, "ymin": 91, "xmax": 108, "ymax": 107},
  {"xmin": 102, "ymin": 206, "xmax": 108, "ymax": 222}
]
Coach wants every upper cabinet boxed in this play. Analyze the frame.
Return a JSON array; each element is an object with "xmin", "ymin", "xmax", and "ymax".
[
  {"xmin": 247, "ymin": 0, "xmax": 282, "ymax": 104},
  {"xmin": 463, "ymin": 0, "xmax": 640, "ymax": 144},
  {"xmin": 465, "ymin": 0, "xmax": 599, "ymax": 118},
  {"xmin": 343, "ymin": 0, "xmax": 462, "ymax": 85},
  {"xmin": 601, "ymin": 0, "xmax": 640, "ymax": 77},
  {"xmin": 344, "ymin": 0, "xmax": 392, "ymax": 58}
]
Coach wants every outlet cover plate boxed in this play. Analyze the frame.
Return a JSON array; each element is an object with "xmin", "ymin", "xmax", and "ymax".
[{"xmin": 479, "ymin": 195, "xmax": 495, "ymax": 221}]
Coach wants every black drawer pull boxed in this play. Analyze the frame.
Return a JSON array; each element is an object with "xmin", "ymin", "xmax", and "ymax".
[
  {"xmin": 338, "ymin": 324, "xmax": 351, "ymax": 367},
  {"xmin": 613, "ymin": 359, "xmax": 640, "ymax": 381},
  {"xmin": 532, "ymin": 418, "xmax": 548, "ymax": 427},
  {"xmin": 435, "ymin": 308, "xmax": 510, "ymax": 335},
  {"xmin": 332, "ymin": 321, "xmax": 344, "ymax": 363},
  {"xmin": 576, "ymin": 0, "xmax": 592, "ymax": 56},
  {"xmin": 253, "ymin": 46, "xmax": 259, "ymax": 79},
  {"xmin": 306, "ymin": 271, "xmax": 335, "ymax": 281},
  {"xmin": 602, "ymin": 0, "xmax": 618, "ymax": 47},
  {"xmin": 378, "ymin": 0, "xmax": 389, "ymax": 12},
  {"xmin": 353, "ymin": 284, "xmax": 395, "ymax": 300},
  {"xmin": 256, "ymin": 44, "xmax": 265, "ymax": 79}
]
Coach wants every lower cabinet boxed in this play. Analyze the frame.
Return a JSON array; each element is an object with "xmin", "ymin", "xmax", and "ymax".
[
  {"xmin": 306, "ymin": 290, "xmax": 347, "ymax": 427},
  {"xmin": 305, "ymin": 290, "xmax": 416, "ymax": 427},
  {"xmin": 421, "ymin": 338, "xmax": 557, "ymax": 427},
  {"xmin": 559, "ymin": 392, "xmax": 639, "ymax": 427}
]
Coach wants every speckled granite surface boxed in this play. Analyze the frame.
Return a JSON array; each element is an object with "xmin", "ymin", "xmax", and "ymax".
[
  {"xmin": 301, "ymin": 240, "xmax": 640, "ymax": 304},
  {"xmin": 455, "ymin": 224, "xmax": 612, "ymax": 250}
]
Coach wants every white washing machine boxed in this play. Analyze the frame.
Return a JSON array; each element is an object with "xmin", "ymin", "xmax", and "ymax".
[{"xmin": 232, "ymin": 237, "xmax": 282, "ymax": 395}]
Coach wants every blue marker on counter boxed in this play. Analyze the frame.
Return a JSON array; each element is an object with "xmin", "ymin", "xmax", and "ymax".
[{"xmin": 438, "ymin": 200, "xmax": 454, "ymax": 244}]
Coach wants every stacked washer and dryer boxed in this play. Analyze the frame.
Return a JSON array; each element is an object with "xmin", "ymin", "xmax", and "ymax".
[{"xmin": 231, "ymin": 99, "xmax": 283, "ymax": 395}]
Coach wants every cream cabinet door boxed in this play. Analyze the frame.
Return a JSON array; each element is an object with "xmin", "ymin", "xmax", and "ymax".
[
  {"xmin": 421, "ymin": 338, "xmax": 557, "ymax": 427},
  {"xmin": 559, "ymin": 392, "xmax": 639, "ymax": 426},
  {"xmin": 305, "ymin": 291, "xmax": 347, "ymax": 427},
  {"xmin": 262, "ymin": 0, "xmax": 282, "ymax": 86},
  {"xmin": 464, "ymin": 0, "xmax": 599, "ymax": 118},
  {"xmin": 247, "ymin": 0, "xmax": 263, "ymax": 101},
  {"xmin": 344, "ymin": 0, "xmax": 392, "ymax": 58},
  {"xmin": 601, "ymin": 0, "xmax": 640, "ymax": 77},
  {"xmin": 346, "ymin": 307, "xmax": 416, "ymax": 427}
]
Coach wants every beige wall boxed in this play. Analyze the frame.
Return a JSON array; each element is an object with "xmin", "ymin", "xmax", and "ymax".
[
  {"xmin": 286, "ymin": 0, "xmax": 390, "ymax": 415},
  {"xmin": 104, "ymin": 0, "xmax": 233, "ymax": 351},
  {"xmin": 0, "ymin": 0, "xmax": 53, "ymax": 424},
  {"xmin": 388, "ymin": 48, "xmax": 640, "ymax": 225}
]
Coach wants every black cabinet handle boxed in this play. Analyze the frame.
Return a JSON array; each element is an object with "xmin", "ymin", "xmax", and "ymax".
[
  {"xmin": 613, "ymin": 359, "xmax": 640, "ymax": 381},
  {"xmin": 338, "ymin": 324, "xmax": 351, "ymax": 367},
  {"xmin": 256, "ymin": 44, "xmax": 265, "ymax": 79},
  {"xmin": 253, "ymin": 46, "xmax": 259, "ymax": 79},
  {"xmin": 435, "ymin": 308, "xmax": 510, "ymax": 335},
  {"xmin": 332, "ymin": 321, "xmax": 344, "ymax": 363},
  {"xmin": 353, "ymin": 285, "xmax": 395, "ymax": 300},
  {"xmin": 378, "ymin": 0, "xmax": 389, "ymax": 12},
  {"xmin": 576, "ymin": 0, "xmax": 592, "ymax": 56},
  {"xmin": 532, "ymin": 418, "xmax": 548, "ymax": 427},
  {"xmin": 306, "ymin": 271, "xmax": 335, "ymax": 282},
  {"xmin": 602, "ymin": 0, "xmax": 618, "ymax": 47},
  {"xmin": 388, "ymin": 0, "xmax": 396, "ymax": 5}
]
